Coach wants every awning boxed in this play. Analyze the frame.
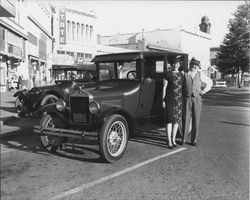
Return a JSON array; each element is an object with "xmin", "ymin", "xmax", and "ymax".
[{"xmin": 28, "ymin": 55, "xmax": 46, "ymax": 63}]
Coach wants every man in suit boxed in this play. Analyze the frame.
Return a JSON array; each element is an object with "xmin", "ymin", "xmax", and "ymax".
[{"xmin": 182, "ymin": 57, "xmax": 212, "ymax": 146}]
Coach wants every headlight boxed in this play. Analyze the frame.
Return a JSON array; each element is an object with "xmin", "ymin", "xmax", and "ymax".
[
  {"xmin": 89, "ymin": 101, "xmax": 100, "ymax": 115},
  {"xmin": 56, "ymin": 99, "xmax": 66, "ymax": 112},
  {"xmin": 64, "ymin": 88, "xmax": 70, "ymax": 94}
]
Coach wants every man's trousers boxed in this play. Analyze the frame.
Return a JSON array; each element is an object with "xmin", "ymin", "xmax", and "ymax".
[{"xmin": 183, "ymin": 95, "xmax": 202, "ymax": 144}]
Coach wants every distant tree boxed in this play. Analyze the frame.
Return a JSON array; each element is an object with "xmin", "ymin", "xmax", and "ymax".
[{"xmin": 216, "ymin": 3, "xmax": 250, "ymax": 88}]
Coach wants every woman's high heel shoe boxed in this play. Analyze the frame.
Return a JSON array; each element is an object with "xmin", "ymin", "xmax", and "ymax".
[
  {"xmin": 172, "ymin": 140, "xmax": 177, "ymax": 148},
  {"xmin": 167, "ymin": 142, "xmax": 173, "ymax": 149}
]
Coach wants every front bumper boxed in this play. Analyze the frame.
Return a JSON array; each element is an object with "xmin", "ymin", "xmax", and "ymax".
[{"xmin": 33, "ymin": 125, "xmax": 97, "ymax": 139}]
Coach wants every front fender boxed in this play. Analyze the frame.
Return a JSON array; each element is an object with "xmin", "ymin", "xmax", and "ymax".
[
  {"xmin": 96, "ymin": 107, "xmax": 135, "ymax": 129},
  {"xmin": 39, "ymin": 103, "xmax": 56, "ymax": 114},
  {"xmin": 13, "ymin": 90, "xmax": 28, "ymax": 98},
  {"xmin": 40, "ymin": 105, "xmax": 70, "ymax": 126}
]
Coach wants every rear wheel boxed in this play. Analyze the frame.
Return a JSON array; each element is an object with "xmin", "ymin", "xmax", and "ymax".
[
  {"xmin": 38, "ymin": 114, "xmax": 66, "ymax": 153},
  {"xmin": 99, "ymin": 114, "xmax": 129, "ymax": 163}
]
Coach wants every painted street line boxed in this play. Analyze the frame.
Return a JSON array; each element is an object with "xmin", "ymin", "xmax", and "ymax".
[{"xmin": 49, "ymin": 147, "xmax": 187, "ymax": 200}]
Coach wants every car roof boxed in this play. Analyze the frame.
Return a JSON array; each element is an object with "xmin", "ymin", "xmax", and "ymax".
[
  {"xmin": 52, "ymin": 63, "xmax": 96, "ymax": 71},
  {"xmin": 92, "ymin": 51, "xmax": 188, "ymax": 63}
]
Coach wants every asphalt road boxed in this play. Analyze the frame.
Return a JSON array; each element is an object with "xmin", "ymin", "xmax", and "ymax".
[{"xmin": 1, "ymin": 88, "xmax": 249, "ymax": 200}]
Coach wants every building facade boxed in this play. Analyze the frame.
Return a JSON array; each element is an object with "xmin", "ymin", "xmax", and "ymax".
[
  {"xmin": 0, "ymin": 0, "xmax": 54, "ymax": 91},
  {"xmin": 52, "ymin": 7, "xmax": 97, "ymax": 69},
  {"xmin": 99, "ymin": 26, "xmax": 212, "ymax": 71},
  {"xmin": 0, "ymin": 0, "xmax": 27, "ymax": 92},
  {"xmin": 26, "ymin": 1, "xmax": 53, "ymax": 87},
  {"xmin": 209, "ymin": 47, "xmax": 221, "ymax": 80}
]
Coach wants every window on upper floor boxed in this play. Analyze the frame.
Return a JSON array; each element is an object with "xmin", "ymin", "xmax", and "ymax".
[
  {"xmin": 77, "ymin": 23, "xmax": 80, "ymax": 42},
  {"xmin": 67, "ymin": 21, "xmax": 71, "ymax": 41},
  {"xmin": 86, "ymin": 25, "xmax": 89, "ymax": 43},
  {"xmin": 72, "ymin": 22, "xmax": 75, "ymax": 41},
  {"xmin": 81, "ymin": 24, "xmax": 84, "ymax": 43},
  {"xmin": 90, "ymin": 25, "xmax": 93, "ymax": 42}
]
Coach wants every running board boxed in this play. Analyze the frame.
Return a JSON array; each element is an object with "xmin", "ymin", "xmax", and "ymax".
[{"xmin": 33, "ymin": 125, "xmax": 97, "ymax": 139}]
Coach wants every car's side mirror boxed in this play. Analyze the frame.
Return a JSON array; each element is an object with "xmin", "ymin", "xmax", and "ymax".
[{"xmin": 143, "ymin": 77, "xmax": 152, "ymax": 85}]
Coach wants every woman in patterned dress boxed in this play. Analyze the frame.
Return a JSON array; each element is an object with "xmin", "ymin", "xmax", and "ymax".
[{"xmin": 162, "ymin": 60, "xmax": 184, "ymax": 149}]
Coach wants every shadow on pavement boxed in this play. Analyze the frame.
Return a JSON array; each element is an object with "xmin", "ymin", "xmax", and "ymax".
[
  {"xmin": 220, "ymin": 121, "xmax": 250, "ymax": 127},
  {"xmin": 130, "ymin": 126, "xmax": 183, "ymax": 148},
  {"xmin": 0, "ymin": 106, "xmax": 16, "ymax": 114},
  {"xmin": 1, "ymin": 124, "xmax": 105, "ymax": 163}
]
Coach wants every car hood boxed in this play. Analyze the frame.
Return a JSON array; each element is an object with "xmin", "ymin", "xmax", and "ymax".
[
  {"xmin": 31, "ymin": 80, "xmax": 94, "ymax": 92},
  {"xmin": 30, "ymin": 81, "xmax": 73, "ymax": 92},
  {"xmin": 74, "ymin": 80, "xmax": 140, "ymax": 99}
]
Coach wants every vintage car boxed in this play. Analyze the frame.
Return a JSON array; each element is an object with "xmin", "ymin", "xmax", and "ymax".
[
  {"xmin": 34, "ymin": 51, "xmax": 188, "ymax": 163},
  {"xmin": 14, "ymin": 64, "xmax": 97, "ymax": 117}
]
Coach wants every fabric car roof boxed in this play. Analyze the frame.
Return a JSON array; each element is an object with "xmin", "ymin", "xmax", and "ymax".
[{"xmin": 92, "ymin": 51, "xmax": 188, "ymax": 63}]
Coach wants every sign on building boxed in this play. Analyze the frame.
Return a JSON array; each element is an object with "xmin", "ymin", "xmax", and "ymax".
[{"xmin": 59, "ymin": 7, "xmax": 66, "ymax": 44}]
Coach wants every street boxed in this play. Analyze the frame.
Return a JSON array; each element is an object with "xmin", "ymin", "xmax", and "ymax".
[{"xmin": 1, "ymin": 88, "xmax": 249, "ymax": 200}]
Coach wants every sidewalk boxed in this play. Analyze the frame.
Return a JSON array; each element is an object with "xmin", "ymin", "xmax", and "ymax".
[{"xmin": 0, "ymin": 90, "xmax": 38, "ymax": 138}]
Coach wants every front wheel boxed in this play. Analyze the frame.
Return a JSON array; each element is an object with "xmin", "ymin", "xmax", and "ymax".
[
  {"xmin": 99, "ymin": 114, "xmax": 129, "ymax": 163},
  {"xmin": 15, "ymin": 97, "xmax": 24, "ymax": 114},
  {"xmin": 38, "ymin": 114, "xmax": 66, "ymax": 153}
]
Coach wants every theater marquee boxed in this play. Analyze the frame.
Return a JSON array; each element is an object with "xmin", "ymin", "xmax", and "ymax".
[{"xmin": 59, "ymin": 7, "xmax": 66, "ymax": 44}]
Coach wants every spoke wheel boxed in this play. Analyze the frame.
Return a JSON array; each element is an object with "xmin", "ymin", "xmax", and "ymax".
[
  {"xmin": 40, "ymin": 95, "xmax": 58, "ymax": 106},
  {"xmin": 15, "ymin": 97, "xmax": 24, "ymax": 114},
  {"xmin": 99, "ymin": 114, "xmax": 129, "ymax": 163},
  {"xmin": 38, "ymin": 114, "xmax": 65, "ymax": 153}
]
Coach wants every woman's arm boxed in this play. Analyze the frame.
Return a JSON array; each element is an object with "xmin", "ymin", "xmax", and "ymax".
[{"xmin": 162, "ymin": 79, "xmax": 168, "ymax": 108}]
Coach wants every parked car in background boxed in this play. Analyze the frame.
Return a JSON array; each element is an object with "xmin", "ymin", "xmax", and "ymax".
[
  {"xmin": 34, "ymin": 51, "xmax": 188, "ymax": 163},
  {"xmin": 14, "ymin": 64, "xmax": 97, "ymax": 117},
  {"xmin": 213, "ymin": 80, "xmax": 227, "ymax": 88}
]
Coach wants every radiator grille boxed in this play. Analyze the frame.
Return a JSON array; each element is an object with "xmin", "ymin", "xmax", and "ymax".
[{"xmin": 70, "ymin": 97, "xmax": 90, "ymax": 123}]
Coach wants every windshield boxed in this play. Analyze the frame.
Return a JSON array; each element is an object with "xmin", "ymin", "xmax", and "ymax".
[{"xmin": 99, "ymin": 61, "xmax": 138, "ymax": 81}]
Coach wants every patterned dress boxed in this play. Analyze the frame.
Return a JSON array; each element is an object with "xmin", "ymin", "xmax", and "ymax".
[{"xmin": 164, "ymin": 71, "xmax": 183, "ymax": 125}]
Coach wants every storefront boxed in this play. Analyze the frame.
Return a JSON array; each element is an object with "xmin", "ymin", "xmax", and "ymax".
[
  {"xmin": 0, "ymin": 25, "xmax": 26, "ymax": 92},
  {"xmin": 27, "ymin": 30, "xmax": 49, "ymax": 87}
]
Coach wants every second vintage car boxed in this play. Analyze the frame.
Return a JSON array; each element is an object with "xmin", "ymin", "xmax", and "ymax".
[
  {"xmin": 34, "ymin": 51, "xmax": 188, "ymax": 163},
  {"xmin": 14, "ymin": 64, "xmax": 97, "ymax": 117}
]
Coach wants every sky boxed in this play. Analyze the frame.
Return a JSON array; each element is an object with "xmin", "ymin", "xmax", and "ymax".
[{"xmin": 53, "ymin": 1, "xmax": 243, "ymax": 47}]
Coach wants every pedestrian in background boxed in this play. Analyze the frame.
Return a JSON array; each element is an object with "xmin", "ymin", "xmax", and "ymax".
[
  {"xmin": 182, "ymin": 57, "xmax": 212, "ymax": 146},
  {"xmin": 163, "ymin": 57, "xmax": 184, "ymax": 149},
  {"xmin": 18, "ymin": 75, "xmax": 22, "ymax": 90}
]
